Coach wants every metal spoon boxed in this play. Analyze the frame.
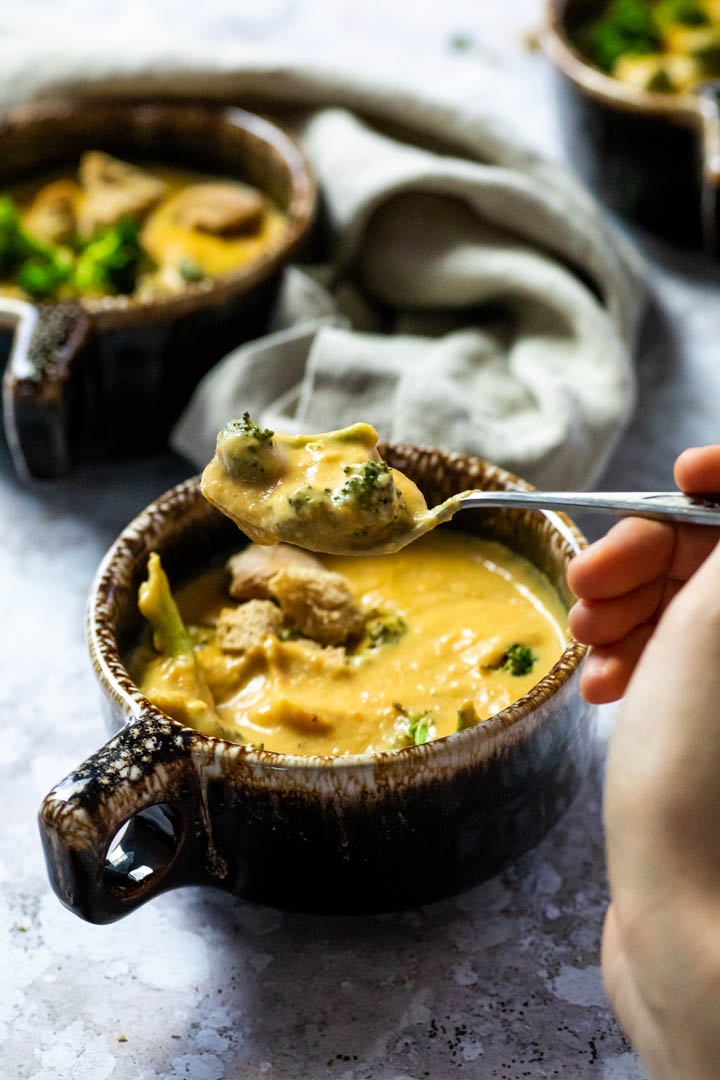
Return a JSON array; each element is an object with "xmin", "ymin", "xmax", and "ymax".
[
  {"xmin": 436, "ymin": 490, "xmax": 720, "ymax": 527},
  {"xmin": 349, "ymin": 489, "xmax": 720, "ymax": 557}
]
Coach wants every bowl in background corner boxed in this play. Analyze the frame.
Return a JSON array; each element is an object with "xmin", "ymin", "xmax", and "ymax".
[{"xmin": 0, "ymin": 99, "xmax": 315, "ymax": 480}]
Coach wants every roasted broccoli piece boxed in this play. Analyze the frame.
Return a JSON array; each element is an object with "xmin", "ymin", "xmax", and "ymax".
[
  {"xmin": 588, "ymin": 0, "xmax": 660, "ymax": 71},
  {"xmin": 394, "ymin": 704, "xmax": 434, "ymax": 747},
  {"xmin": 364, "ymin": 612, "xmax": 408, "ymax": 649},
  {"xmin": 336, "ymin": 459, "xmax": 396, "ymax": 511},
  {"xmin": 73, "ymin": 218, "xmax": 144, "ymax": 295},
  {"xmin": 215, "ymin": 412, "xmax": 280, "ymax": 484},
  {"xmin": 501, "ymin": 643, "xmax": 537, "ymax": 677},
  {"xmin": 456, "ymin": 701, "xmax": 480, "ymax": 732}
]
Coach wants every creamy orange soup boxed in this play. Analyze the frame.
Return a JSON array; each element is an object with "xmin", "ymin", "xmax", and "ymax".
[{"xmin": 130, "ymin": 531, "xmax": 568, "ymax": 757}]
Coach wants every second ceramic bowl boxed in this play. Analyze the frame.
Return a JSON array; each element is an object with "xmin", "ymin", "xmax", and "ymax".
[
  {"xmin": 0, "ymin": 99, "xmax": 315, "ymax": 479},
  {"xmin": 543, "ymin": 0, "xmax": 720, "ymax": 250},
  {"xmin": 38, "ymin": 444, "xmax": 594, "ymax": 924}
]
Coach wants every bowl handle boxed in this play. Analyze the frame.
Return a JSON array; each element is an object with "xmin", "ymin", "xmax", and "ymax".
[
  {"xmin": 38, "ymin": 714, "xmax": 221, "ymax": 924},
  {"xmin": 1, "ymin": 299, "xmax": 95, "ymax": 480},
  {"xmin": 698, "ymin": 82, "xmax": 720, "ymax": 257}
]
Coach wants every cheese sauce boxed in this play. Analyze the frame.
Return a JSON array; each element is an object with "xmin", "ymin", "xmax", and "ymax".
[
  {"xmin": 202, "ymin": 421, "xmax": 451, "ymax": 555},
  {"xmin": 130, "ymin": 531, "xmax": 568, "ymax": 757}
]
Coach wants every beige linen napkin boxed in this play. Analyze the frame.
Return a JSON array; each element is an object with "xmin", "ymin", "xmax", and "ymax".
[
  {"xmin": 174, "ymin": 105, "xmax": 643, "ymax": 488},
  {"xmin": 0, "ymin": 41, "xmax": 645, "ymax": 487}
]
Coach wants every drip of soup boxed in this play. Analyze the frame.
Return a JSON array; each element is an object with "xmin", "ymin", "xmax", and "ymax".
[{"xmin": 129, "ymin": 531, "xmax": 568, "ymax": 757}]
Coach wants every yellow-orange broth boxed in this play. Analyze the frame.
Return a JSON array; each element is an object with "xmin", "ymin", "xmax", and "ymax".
[{"xmin": 130, "ymin": 531, "xmax": 568, "ymax": 757}]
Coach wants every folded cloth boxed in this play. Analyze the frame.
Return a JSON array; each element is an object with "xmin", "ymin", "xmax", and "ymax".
[
  {"xmin": 175, "ymin": 104, "xmax": 643, "ymax": 489},
  {"xmin": 0, "ymin": 40, "xmax": 645, "ymax": 488}
]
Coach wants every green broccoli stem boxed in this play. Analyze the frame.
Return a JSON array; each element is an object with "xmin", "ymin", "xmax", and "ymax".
[{"xmin": 139, "ymin": 552, "xmax": 194, "ymax": 658}]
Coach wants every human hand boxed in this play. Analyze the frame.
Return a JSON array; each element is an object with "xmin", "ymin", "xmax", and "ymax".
[
  {"xmin": 601, "ymin": 522, "xmax": 720, "ymax": 1079},
  {"xmin": 566, "ymin": 445, "xmax": 720, "ymax": 703}
]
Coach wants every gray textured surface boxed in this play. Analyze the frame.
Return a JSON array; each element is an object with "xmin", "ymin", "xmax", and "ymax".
[{"xmin": 2, "ymin": 1, "xmax": 720, "ymax": 1077}]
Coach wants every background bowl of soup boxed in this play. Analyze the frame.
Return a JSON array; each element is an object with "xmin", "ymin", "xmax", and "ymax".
[
  {"xmin": 542, "ymin": 0, "xmax": 720, "ymax": 250},
  {"xmin": 38, "ymin": 444, "xmax": 594, "ymax": 924},
  {"xmin": 0, "ymin": 99, "xmax": 315, "ymax": 479}
]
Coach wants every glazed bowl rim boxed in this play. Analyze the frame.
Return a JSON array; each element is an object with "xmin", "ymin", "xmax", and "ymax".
[
  {"xmin": 86, "ymin": 446, "xmax": 588, "ymax": 772},
  {"xmin": 542, "ymin": 0, "xmax": 701, "ymax": 118},
  {"xmin": 0, "ymin": 97, "xmax": 315, "ymax": 330}
]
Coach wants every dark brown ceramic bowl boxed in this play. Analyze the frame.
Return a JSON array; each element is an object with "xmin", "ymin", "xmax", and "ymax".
[
  {"xmin": 543, "ymin": 0, "xmax": 720, "ymax": 249},
  {"xmin": 38, "ymin": 445, "xmax": 594, "ymax": 924},
  {"xmin": 0, "ymin": 99, "xmax": 315, "ymax": 480}
]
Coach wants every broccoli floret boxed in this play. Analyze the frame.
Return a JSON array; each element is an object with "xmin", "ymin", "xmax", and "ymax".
[
  {"xmin": 73, "ymin": 219, "xmax": 144, "ymax": 295},
  {"xmin": 646, "ymin": 66, "xmax": 676, "ymax": 92},
  {"xmin": 215, "ymin": 412, "xmax": 279, "ymax": 483},
  {"xmin": 0, "ymin": 195, "xmax": 73, "ymax": 298},
  {"xmin": 286, "ymin": 484, "xmax": 330, "ymax": 513},
  {"xmin": 656, "ymin": 0, "xmax": 708, "ymax": 26},
  {"xmin": 0, "ymin": 196, "xmax": 24, "ymax": 274},
  {"xmin": 690, "ymin": 32, "xmax": 720, "ymax": 75},
  {"xmin": 230, "ymin": 412, "xmax": 274, "ymax": 443},
  {"xmin": 456, "ymin": 701, "xmax": 480, "ymax": 732},
  {"xmin": 336, "ymin": 459, "xmax": 396, "ymax": 511},
  {"xmin": 16, "ymin": 249, "xmax": 73, "ymax": 299},
  {"xmin": 179, "ymin": 257, "xmax": 206, "ymax": 283},
  {"xmin": 394, "ymin": 704, "xmax": 433, "ymax": 747},
  {"xmin": 364, "ymin": 612, "xmax": 408, "ymax": 649},
  {"xmin": 501, "ymin": 643, "xmax": 537, "ymax": 677},
  {"xmin": 588, "ymin": 0, "xmax": 660, "ymax": 71}
]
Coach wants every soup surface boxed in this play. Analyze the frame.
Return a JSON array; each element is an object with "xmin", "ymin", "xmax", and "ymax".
[
  {"xmin": 0, "ymin": 152, "xmax": 286, "ymax": 301},
  {"xmin": 578, "ymin": 0, "xmax": 720, "ymax": 92},
  {"xmin": 129, "ymin": 532, "xmax": 568, "ymax": 757}
]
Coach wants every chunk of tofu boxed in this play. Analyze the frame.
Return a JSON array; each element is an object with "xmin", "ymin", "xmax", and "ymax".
[
  {"xmin": 215, "ymin": 599, "xmax": 282, "ymax": 653},
  {"xmin": 227, "ymin": 543, "xmax": 326, "ymax": 602},
  {"xmin": 170, "ymin": 181, "xmax": 265, "ymax": 235},
  {"xmin": 268, "ymin": 566, "xmax": 365, "ymax": 647},
  {"xmin": 77, "ymin": 151, "xmax": 167, "ymax": 236},
  {"xmin": 24, "ymin": 179, "xmax": 80, "ymax": 244}
]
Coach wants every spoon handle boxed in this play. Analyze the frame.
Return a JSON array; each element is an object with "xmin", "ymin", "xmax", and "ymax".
[{"xmin": 458, "ymin": 491, "xmax": 720, "ymax": 527}]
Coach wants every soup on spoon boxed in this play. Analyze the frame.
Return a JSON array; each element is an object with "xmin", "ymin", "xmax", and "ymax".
[{"xmin": 201, "ymin": 414, "xmax": 465, "ymax": 555}]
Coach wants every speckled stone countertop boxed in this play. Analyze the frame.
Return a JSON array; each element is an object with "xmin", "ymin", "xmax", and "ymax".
[{"xmin": 3, "ymin": 2, "xmax": 720, "ymax": 1078}]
